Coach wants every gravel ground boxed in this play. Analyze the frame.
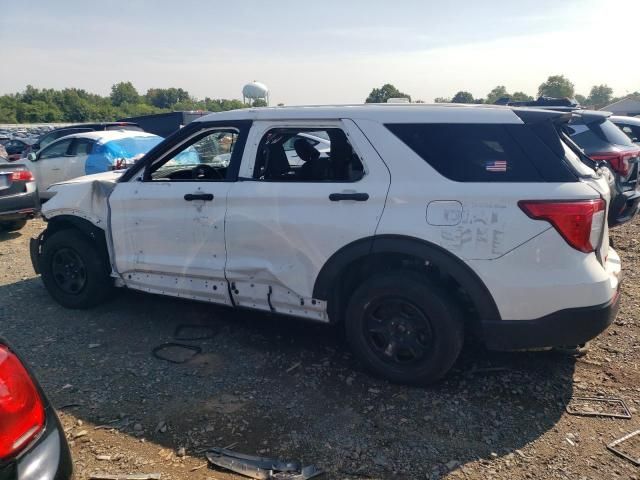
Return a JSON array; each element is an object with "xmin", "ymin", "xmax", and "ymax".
[{"xmin": 1, "ymin": 218, "xmax": 639, "ymax": 480}]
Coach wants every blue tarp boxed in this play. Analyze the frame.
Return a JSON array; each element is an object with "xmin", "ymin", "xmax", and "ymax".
[{"xmin": 85, "ymin": 136, "xmax": 164, "ymax": 175}]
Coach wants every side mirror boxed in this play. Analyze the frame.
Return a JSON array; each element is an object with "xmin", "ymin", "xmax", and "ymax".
[{"xmin": 27, "ymin": 152, "xmax": 37, "ymax": 162}]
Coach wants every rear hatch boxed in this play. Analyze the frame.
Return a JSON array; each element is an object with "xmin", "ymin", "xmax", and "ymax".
[{"xmin": 513, "ymin": 110, "xmax": 611, "ymax": 263}]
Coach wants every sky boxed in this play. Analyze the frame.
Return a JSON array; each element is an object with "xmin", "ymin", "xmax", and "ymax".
[{"xmin": 0, "ymin": 0, "xmax": 638, "ymax": 105}]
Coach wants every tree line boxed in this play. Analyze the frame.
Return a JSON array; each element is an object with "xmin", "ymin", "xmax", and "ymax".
[
  {"xmin": 0, "ymin": 81, "xmax": 264, "ymax": 124},
  {"xmin": 366, "ymin": 75, "xmax": 640, "ymax": 108}
]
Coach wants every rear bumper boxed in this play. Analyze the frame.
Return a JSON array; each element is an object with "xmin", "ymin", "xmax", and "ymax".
[
  {"xmin": 483, "ymin": 287, "xmax": 620, "ymax": 350},
  {"xmin": 0, "ymin": 190, "xmax": 39, "ymax": 221}
]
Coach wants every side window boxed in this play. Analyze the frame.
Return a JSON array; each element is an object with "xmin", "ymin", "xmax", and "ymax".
[
  {"xmin": 69, "ymin": 138, "xmax": 94, "ymax": 155},
  {"xmin": 39, "ymin": 139, "xmax": 72, "ymax": 160},
  {"xmin": 148, "ymin": 129, "xmax": 239, "ymax": 182},
  {"xmin": 386, "ymin": 123, "xmax": 544, "ymax": 182},
  {"xmin": 253, "ymin": 128, "xmax": 364, "ymax": 182}
]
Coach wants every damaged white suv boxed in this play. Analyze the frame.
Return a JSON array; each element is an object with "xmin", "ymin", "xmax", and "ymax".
[{"xmin": 31, "ymin": 105, "xmax": 622, "ymax": 384}]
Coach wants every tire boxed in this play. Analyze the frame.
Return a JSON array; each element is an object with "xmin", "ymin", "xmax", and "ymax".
[
  {"xmin": 40, "ymin": 229, "xmax": 113, "ymax": 309},
  {"xmin": 0, "ymin": 219, "xmax": 27, "ymax": 232},
  {"xmin": 345, "ymin": 271, "xmax": 463, "ymax": 385}
]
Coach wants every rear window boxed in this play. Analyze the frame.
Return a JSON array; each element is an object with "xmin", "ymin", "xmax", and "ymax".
[
  {"xmin": 568, "ymin": 119, "xmax": 634, "ymax": 149},
  {"xmin": 385, "ymin": 123, "xmax": 565, "ymax": 182}
]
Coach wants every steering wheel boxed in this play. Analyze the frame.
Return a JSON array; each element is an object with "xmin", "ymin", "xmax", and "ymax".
[{"xmin": 191, "ymin": 164, "xmax": 222, "ymax": 180}]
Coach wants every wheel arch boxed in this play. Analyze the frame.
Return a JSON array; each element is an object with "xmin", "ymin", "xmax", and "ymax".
[{"xmin": 313, "ymin": 234, "xmax": 501, "ymax": 328}]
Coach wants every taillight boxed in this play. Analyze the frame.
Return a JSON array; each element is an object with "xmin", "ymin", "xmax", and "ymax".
[
  {"xmin": 590, "ymin": 151, "xmax": 640, "ymax": 177},
  {"xmin": 0, "ymin": 345, "xmax": 45, "ymax": 460},
  {"xmin": 10, "ymin": 170, "xmax": 34, "ymax": 182},
  {"xmin": 519, "ymin": 199, "xmax": 605, "ymax": 253}
]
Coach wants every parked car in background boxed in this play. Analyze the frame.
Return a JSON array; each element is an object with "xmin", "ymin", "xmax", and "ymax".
[
  {"xmin": 24, "ymin": 122, "xmax": 143, "ymax": 156},
  {"xmin": 5, "ymin": 138, "xmax": 36, "ymax": 162},
  {"xmin": 27, "ymin": 130, "xmax": 163, "ymax": 199},
  {"xmin": 611, "ymin": 115, "xmax": 640, "ymax": 144},
  {"xmin": 118, "ymin": 111, "xmax": 208, "ymax": 137},
  {"xmin": 31, "ymin": 105, "xmax": 621, "ymax": 385},
  {"xmin": 496, "ymin": 97, "xmax": 640, "ymax": 227},
  {"xmin": 0, "ymin": 160, "xmax": 38, "ymax": 232},
  {"xmin": 563, "ymin": 112, "xmax": 640, "ymax": 227},
  {"xmin": 0, "ymin": 338, "xmax": 73, "ymax": 479}
]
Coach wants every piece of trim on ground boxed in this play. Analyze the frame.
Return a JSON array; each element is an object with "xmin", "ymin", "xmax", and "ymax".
[
  {"xmin": 566, "ymin": 396, "xmax": 632, "ymax": 419},
  {"xmin": 152, "ymin": 343, "xmax": 202, "ymax": 364},
  {"xmin": 206, "ymin": 447, "xmax": 324, "ymax": 479},
  {"xmin": 607, "ymin": 429, "xmax": 640, "ymax": 466}
]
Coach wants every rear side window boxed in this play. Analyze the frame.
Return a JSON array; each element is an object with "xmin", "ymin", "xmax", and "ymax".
[{"xmin": 386, "ymin": 123, "xmax": 549, "ymax": 182}]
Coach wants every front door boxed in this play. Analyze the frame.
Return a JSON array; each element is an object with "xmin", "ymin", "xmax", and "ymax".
[
  {"xmin": 224, "ymin": 119, "xmax": 391, "ymax": 321},
  {"xmin": 31, "ymin": 138, "xmax": 74, "ymax": 197},
  {"xmin": 109, "ymin": 125, "xmax": 247, "ymax": 305}
]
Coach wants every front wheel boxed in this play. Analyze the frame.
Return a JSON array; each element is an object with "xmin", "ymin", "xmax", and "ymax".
[
  {"xmin": 345, "ymin": 271, "xmax": 463, "ymax": 385},
  {"xmin": 40, "ymin": 229, "xmax": 113, "ymax": 309}
]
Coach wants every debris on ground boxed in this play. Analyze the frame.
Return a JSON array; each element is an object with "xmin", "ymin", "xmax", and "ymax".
[
  {"xmin": 206, "ymin": 447, "xmax": 324, "ymax": 479},
  {"xmin": 89, "ymin": 474, "xmax": 161, "ymax": 480},
  {"xmin": 607, "ymin": 429, "xmax": 640, "ymax": 467},
  {"xmin": 566, "ymin": 396, "xmax": 632, "ymax": 419},
  {"xmin": 151, "ymin": 342, "xmax": 201, "ymax": 364}
]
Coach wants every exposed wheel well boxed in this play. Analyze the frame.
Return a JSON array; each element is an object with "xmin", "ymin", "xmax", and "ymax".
[
  {"xmin": 314, "ymin": 235, "xmax": 500, "ymax": 337},
  {"xmin": 43, "ymin": 216, "xmax": 109, "ymax": 261}
]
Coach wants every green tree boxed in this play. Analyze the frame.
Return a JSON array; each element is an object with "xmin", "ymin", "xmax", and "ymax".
[
  {"xmin": 510, "ymin": 91, "xmax": 534, "ymax": 102},
  {"xmin": 365, "ymin": 84, "xmax": 411, "ymax": 103},
  {"xmin": 575, "ymin": 94, "xmax": 587, "ymax": 105},
  {"xmin": 486, "ymin": 85, "xmax": 509, "ymax": 104},
  {"xmin": 252, "ymin": 99, "xmax": 268, "ymax": 107},
  {"xmin": 146, "ymin": 88, "xmax": 191, "ymax": 109},
  {"xmin": 587, "ymin": 84, "xmax": 613, "ymax": 107},
  {"xmin": 538, "ymin": 75, "xmax": 575, "ymax": 98},
  {"xmin": 110, "ymin": 82, "xmax": 140, "ymax": 107},
  {"xmin": 451, "ymin": 91, "xmax": 475, "ymax": 103}
]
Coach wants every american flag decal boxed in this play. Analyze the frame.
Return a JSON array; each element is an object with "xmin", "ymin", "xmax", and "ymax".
[{"xmin": 485, "ymin": 160, "xmax": 507, "ymax": 172}]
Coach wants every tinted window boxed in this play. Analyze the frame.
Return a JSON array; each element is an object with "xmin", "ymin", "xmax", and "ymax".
[
  {"xmin": 386, "ymin": 123, "xmax": 546, "ymax": 182},
  {"xmin": 70, "ymin": 138, "xmax": 94, "ymax": 155},
  {"xmin": 39, "ymin": 139, "xmax": 72, "ymax": 159},
  {"xmin": 593, "ymin": 120, "xmax": 634, "ymax": 146},
  {"xmin": 568, "ymin": 119, "xmax": 634, "ymax": 149}
]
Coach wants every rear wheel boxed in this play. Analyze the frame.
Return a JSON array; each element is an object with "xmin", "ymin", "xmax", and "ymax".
[
  {"xmin": 345, "ymin": 271, "xmax": 463, "ymax": 385},
  {"xmin": 0, "ymin": 219, "xmax": 27, "ymax": 232},
  {"xmin": 40, "ymin": 229, "xmax": 113, "ymax": 309}
]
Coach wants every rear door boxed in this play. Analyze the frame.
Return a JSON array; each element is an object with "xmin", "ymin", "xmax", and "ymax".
[
  {"xmin": 224, "ymin": 119, "xmax": 391, "ymax": 321},
  {"xmin": 66, "ymin": 138, "xmax": 94, "ymax": 180}
]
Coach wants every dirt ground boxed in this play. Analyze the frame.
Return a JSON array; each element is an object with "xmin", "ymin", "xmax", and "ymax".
[{"xmin": 1, "ymin": 218, "xmax": 639, "ymax": 480}]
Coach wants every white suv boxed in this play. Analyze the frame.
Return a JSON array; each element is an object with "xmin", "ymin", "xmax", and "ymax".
[{"xmin": 30, "ymin": 105, "xmax": 622, "ymax": 384}]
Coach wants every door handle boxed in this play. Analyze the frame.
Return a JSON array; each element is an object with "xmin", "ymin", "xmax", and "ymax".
[
  {"xmin": 184, "ymin": 193, "xmax": 214, "ymax": 201},
  {"xmin": 329, "ymin": 192, "xmax": 369, "ymax": 202},
  {"xmin": 51, "ymin": 168, "xmax": 61, "ymax": 171}
]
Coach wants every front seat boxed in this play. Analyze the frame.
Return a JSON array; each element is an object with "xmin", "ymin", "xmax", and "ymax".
[
  {"xmin": 295, "ymin": 139, "xmax": 328, "ymax": 181},
  {"xmin": 264, "ymin": 144, "xmax": 291, "ymax": 180}
]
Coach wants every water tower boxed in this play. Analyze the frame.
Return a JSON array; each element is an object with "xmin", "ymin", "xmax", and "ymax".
[{"xmin": 242, "ymin": 81, "xmax": 269, "ymax": 106}]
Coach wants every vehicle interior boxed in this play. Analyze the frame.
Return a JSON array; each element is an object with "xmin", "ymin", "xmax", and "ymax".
[
  {"xmin": 148, "ymin": 130, "xmax": 237, "ymax": 181},
  {"xmin": 253, "ymin": 128, "xmax": 364, "ymax": 182}
]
